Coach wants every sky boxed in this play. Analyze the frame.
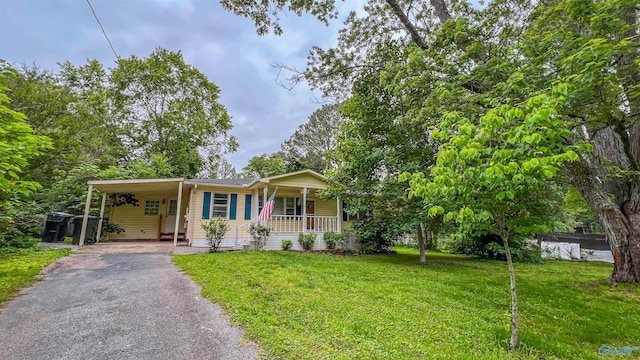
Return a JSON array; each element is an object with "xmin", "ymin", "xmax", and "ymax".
[{"xmin": 2, "ymin": 0, "xmax": 364, "ymax": 171}]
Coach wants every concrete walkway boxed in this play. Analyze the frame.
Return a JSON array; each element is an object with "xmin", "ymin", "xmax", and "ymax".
[{"xmin": 0, "ymin": 250, "xmax": 258, "ymax": 360}]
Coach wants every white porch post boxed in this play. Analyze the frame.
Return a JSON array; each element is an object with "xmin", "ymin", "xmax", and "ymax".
[
  {"xmin": 173, "ymin": 181, "xmax": 184, "ymax": 246},
  {"xmin": 262, "ymin": 186, "xmax": 268, "ymax": 226},
  {"xmin": 188, "ymin": 184, "xmax": 197, "ymax": 246},
  {"xmin": 79, "ymin": 184, "xmax": 93, "ymax": 247},
  {"xmin": 252, "ymin": 188, "xmax": 259, "ymax": 219},
  {"xmin": 336, "ymin": 197, "xmax": 341, "ymax": 233},
  {"xmin": 302, "ymin": 187, "xmax": 308, "ymax": 234},
  {"xmin": 95, "ymin": 193, "xmax": 107, "ymax": 243}
]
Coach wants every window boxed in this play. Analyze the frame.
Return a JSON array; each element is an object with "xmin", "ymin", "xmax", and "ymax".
[
  {"xmin": 167, "ymin": 199, "xmax": 178, "ymax": 216},
  {"xmin": 212, "ymin": 193, "xmax": 229, "ymax": 218},
  {"xmin": 285, "ymin": 197, "xmax": 296, "ymax": 216},
  {"xmin": 343, "ymin": 200, "xmax": 366, "ymax": 221},
  {"xmin": 144, "ymin": 200, "xmax": 160, "ymax": 216},
  {"xmin": 272, "ymin": 196, "xmax": 284, "ymax": 216}
]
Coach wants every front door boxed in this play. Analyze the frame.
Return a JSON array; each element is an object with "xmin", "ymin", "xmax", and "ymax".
[
  {"xmin": 306, "ymin": 199, "xmax": 315, "ymax": 230},
  {"xmin": 164, "ymin": 198, "xmax": 178, "ymax": 233}
]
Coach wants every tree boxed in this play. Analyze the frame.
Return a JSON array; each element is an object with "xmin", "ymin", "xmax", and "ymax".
[
  {"xmin": 0, "ymin": 65, "xmax": 51, "ymax": 241},
  {"xmin": 323, "ymin": 65, "xmax": 438, "ymax": 258},
  {"xmin": 5, "ymin": 64, "xmax": 118, "ymax": 189},
  {"xmin": 240, "ymin": 154, "xmax": 286, "ymax": 178},
  {"xmin": 401, "ymin": 85, "xmax": 588, "ymax": 349},
  {"xmin": 279, "ymin": 104, "xmax": 343, "ymax": 173},
  {"xmin": 198, "ymin": 155, "xmax": 238, "ymax": 179},
  {"xmin": 108, "ymin": 48, "xmax": 236, "ymax": 178},
  {"xmin": 222, "ymin": 0, "xmax": 640, "ymax": 283}
]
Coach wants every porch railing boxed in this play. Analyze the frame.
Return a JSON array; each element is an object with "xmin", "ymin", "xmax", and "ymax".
[
  {"xmin": 234, "ymin": 215, "xmax": 340, "ymax": 249},
  {"xmin": 269, "ymin": 215, "xmax": 339, "ymax": 233}
]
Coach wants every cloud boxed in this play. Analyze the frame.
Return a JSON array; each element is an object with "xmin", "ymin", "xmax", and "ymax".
[{"xmin": 3, "ymin": 0, "xmax": 362, "ymax": 173}]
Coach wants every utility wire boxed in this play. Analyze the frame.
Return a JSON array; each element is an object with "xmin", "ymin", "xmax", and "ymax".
[{"xmin": 86, "ymin": 0, "xmax": 120, "ymax": 59}]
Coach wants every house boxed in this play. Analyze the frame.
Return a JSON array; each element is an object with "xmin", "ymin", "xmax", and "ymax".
[
  {"xmin": 537, "ymin": 232, "xmax": 613, "ymax": 263},
  {"xmin": 77, "ymin": 169, "xmax": 358, "ymax": 250}
]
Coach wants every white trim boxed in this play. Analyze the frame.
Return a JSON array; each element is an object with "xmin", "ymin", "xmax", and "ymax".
[
  {"xmin": 96, "ymin": 193, "xmax": 107, "ymax": 242},
  {"xmin": 173, "ymin": 181, "xmax": 183, "ymax": 246},
  {"xmin": 204, "ymin": 191, "xmax": 231, "ymax": 220},
  {"xmin": 184, "ymin": 180, "xmax": 249, "ymax": 188},
  {"xmin": 79, "ymin": 184, "xmax": 93, "ymax": 247},
  {"xmin": 247, "ymin": 169, "xmax": 327, "ymax": 188},
  {"xmin": 188, "ymin": 185, "xmax": 197, "ymax": 246},
  {"xmin": 88, "ymin": 178, "xmax": 184, "ymax": 185}
]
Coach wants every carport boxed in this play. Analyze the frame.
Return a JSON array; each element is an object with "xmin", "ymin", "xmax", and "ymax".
[{"xmin": 78, "ymin": 178, "xmax": 188, "ymax": 247}]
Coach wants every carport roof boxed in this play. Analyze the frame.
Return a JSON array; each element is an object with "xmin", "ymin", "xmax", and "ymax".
[{"xmin": 87, "ymin": 178, "xmax": 184, "ymax": 193}]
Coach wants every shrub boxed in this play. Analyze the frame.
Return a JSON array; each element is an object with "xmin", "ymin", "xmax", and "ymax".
[
  {"xmin": 249, "ymin": 223, "xmax": 270, "ymax": 251},
  {"xmin": 282, "ymin": 239, "xmax": 293, "ymax": 251},
  {"xmin": 298, "ymin": 232, "xmax": 316, "ymax": 251},
  {"xmin": 444, "ymin": 232, "xmax": 542, "ymax": 263},
  {"xmin": 201, "ymin": 219, "xmax": 230, "ymax": 252},
  {"xmin": 323, "ymin": 231, "xmax": 344, "ymax": 250}
]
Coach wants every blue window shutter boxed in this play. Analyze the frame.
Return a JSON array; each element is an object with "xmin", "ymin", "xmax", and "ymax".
[
  {"xmin": 202, "ymin": 192, "xmax": 211, "ymax": 219},
  {"xmin": 244, "ymin": 195, "xmax": 252, "ymax": 220},
  {"xmin": 229, "ymin": 194, "xmax": 238, "ymax": 220},
  {"xmin": 296, "ymin": 197, "xmax": 302, "ymax": 215},
  {"xmin": 342, "ymin": 200, "xmax": 348, "ymax": 221}
]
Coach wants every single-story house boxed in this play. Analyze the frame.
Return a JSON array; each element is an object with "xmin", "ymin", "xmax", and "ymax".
[{"xmin": 77, "ymin": 169, "xmax": 358, "ymax": 250}]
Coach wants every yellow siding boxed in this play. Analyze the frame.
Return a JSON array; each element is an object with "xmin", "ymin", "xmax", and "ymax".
[
  {"xmin": 314, "ymin": 196, "xmax": 337, "ymax": 217},
  {"xmin": 190, "ymin": 186, "xmax": 254, "ymax": 240},
  {"xmin": 269, "ymin": 174, "xmax": 327, "ymax": 189},
  {"xmin": 110, "ymin": 190, "xmax": 188, "ymax": 240}
]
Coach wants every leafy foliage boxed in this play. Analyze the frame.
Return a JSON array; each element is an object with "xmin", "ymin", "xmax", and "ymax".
[
  {"xmin": 202, "ymin": 218, "xmax": 231, "ymax": 252},
  {"xmin": 249, "ymin": 223, "xmax": 271, "ymax": 251},
  {"xmin": 279, "ymin": 104, "xmax": 343, "ymax": 173},
  {"xmin": 322, "ymin": 231, "xmax": 343, "ymax": 250},
  {"xmin": 240, "ymin": 154, "xmax": 286, "ymax": 178},
  {"xmin": 281, "ymin": 239, "xmax": 293, "ymax": 251},
  {"xmin": 297, "ymin": 232, "xmax": 316, "ymax": 251}
]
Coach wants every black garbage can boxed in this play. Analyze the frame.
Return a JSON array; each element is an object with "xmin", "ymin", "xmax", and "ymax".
[
  {"xmin": 72, "ymin": 216, "xmax": 100, "ymax": 245},
  {"xmin": 41, "ymin": 213, "xmax": 73, "ymax": 243}
]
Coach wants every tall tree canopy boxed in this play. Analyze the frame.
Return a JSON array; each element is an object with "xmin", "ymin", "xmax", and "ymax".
[
  {"xmin": 222, "ymin": 0, "xmax": 640, "ymax": 283},
  {"xmin": 279, "ymin": 103, "xmax": 343, "ymax": 173},
  {"xmin": 240, "ymin": 153, "xmax": 287, "ymax": 178},
  {"xmin": 62, "ymin": 48, "xmax": 237, "ymax": 179}
]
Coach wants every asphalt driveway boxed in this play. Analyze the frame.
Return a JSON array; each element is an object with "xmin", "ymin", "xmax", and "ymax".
[{"xmin": 0, "ymin": 250, "xmax": 258, "ymax": 360}]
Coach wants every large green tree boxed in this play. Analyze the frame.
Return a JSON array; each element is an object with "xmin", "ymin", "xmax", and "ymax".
[
  {"xmin": 62, "ymin": 48, "xmax": 237, "ymax": 179},
  {"xmin": 279, "ymin": 103, "xmax": 343, "ymax": 173},
  {"xmin": 324, "ymin": 70, "xmax": 438, "ymax": 258},
  {"xmin": 109, "ymin": 48, "xmax": 236, "ymax": 178},
  {"xmin": 222, "ymin": 0, "xmax": 640, "ymax": 283},
  {"xmin": 240, "ymin": 154, "xmax": 286, "ymax": 178},
  {"xmin": 0, "ymin": 65, "xmax": 51, "ymax": 242},
  {"xmin": 402, "ymin": 85, "xmax": 587, "ymax": 349}
]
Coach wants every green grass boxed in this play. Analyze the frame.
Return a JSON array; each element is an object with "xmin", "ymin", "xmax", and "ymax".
[
  {"xmin": 0, "ymin": 248, "xmax": 70, "ymax": 306},
  {"xmin": 173, "ymin": 248, "xmax": 640, "ymax": 359}
]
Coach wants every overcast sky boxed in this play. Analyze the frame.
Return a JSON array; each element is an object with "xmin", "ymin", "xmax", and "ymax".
[{"xmin": 2, "ymin": 0, "xmax": 364, "ymax": 171}]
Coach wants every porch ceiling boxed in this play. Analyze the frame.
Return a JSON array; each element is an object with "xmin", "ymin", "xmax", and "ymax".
[{"xmin": 88, "ymin": 178, "xmax": 186, "ymax": 194}]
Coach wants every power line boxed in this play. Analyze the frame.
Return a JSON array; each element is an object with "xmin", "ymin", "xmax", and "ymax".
[{"xmin": 85, "ymin": 0, "xmax": 120, "ymax": 60}]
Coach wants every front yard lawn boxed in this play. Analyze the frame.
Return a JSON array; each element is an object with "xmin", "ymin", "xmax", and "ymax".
[
  {"xmin": 0, "ymin": 248, "xmax": 70, "ymax": 306},
  {"xmin": 174, "ymin": 248, "xmax": 640, "ymax": 359}
]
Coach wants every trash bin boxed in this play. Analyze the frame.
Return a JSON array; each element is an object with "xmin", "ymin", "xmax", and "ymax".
[
  {"xmin": 72, "ymin": 216, "xmax": 100, "ymax": 245},
  {"xmin": 41, "ymin": 213, "xmax": 73, "ymax": 243}
]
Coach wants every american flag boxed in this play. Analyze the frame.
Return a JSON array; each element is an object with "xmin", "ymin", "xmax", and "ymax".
[{"xmin": 258, "ymin": 190, "xmax": 277, "ymax": 221}]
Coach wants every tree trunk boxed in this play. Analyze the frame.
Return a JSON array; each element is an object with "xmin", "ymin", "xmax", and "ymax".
[
  {"xmin": 501, "ymin": 235, "xmax": 519, "ymax": 350},
  {"xmin": 567, "ymin": 160, "xmax": 640, "ymax": 283},
  {"xmin": 417, "ymin": 223, "xmax": 426, "ymax": 263}
]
